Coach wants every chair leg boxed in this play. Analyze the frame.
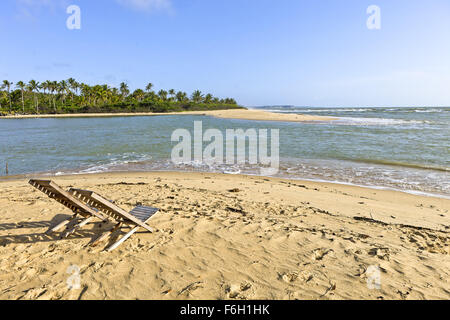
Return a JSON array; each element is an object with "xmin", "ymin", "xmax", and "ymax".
[
  {"xmin": 106, "ymin": 226, "xmax": 139, "ymax": 252},
  {"xmin": 46, "ymin": 214, "xmax": 77, "ymax": 234},
  {"xmin": 91, "ymin": 222, "xmax": 122, "ymax": 247},
  {"xmin": 61, "ymin": 216, "xmax": 94, "ymax": 238}
]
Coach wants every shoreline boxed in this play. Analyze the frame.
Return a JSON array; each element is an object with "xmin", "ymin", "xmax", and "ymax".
[
  {"xmin": 0, "ymin": 109, "xmax": 336, "ymax": 122},
  {"xmin": 1, "ymin": 169, "xmax": 449, "ymax": 200},
  {"xmin": 0, "ymin": 170, "xmax": 448, "ymax": 299}
]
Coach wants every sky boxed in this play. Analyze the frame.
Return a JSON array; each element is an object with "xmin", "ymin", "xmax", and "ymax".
[{"xmin": 1, "ymin": 0, "xmax": 450, "ymax": 107}]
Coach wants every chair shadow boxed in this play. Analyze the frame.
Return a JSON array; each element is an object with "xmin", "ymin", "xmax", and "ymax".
[
  {"xmin": 0, "ymin": 220, "xmax": 52, "ymax": 231},
  {"xmin": 0, "ymin": 214, "xmax": 151, "ymax": 249},
  {"xmin": 0, "ymin": 214, "xmax": 111, "ymax": 246}
]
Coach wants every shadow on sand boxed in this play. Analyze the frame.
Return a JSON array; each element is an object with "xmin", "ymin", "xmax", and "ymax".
[{"xmin": 0, "ymin": 213, "xmax": 148, "ymax": 249}]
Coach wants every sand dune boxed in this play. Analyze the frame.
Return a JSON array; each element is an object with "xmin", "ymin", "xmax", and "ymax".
[{"xmin": 0, "ymin": 172, "xmax": 448, "ymax": 300}]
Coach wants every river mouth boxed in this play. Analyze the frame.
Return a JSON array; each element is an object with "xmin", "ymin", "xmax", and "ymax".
[{"xmin": 1, "ymin": 107, "xmax": 449, "ymax": 198}]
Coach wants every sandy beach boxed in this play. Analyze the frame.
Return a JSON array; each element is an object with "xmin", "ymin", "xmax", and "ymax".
[
  {"xmin": 0, "ymin": 171, "xmax": 448, "ymax": 300},
  {"xmin": 1, "ymin": 109, "xmax": 336, "ymax": 122}
]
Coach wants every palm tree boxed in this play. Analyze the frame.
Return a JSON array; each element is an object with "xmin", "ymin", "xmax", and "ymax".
[
  {"xmin": 191, "ymin": 90, "xmax": 203, "ymax": 104},
  {"xmin": 2, "ymin": 80, "xmax": 13, "ymax": 113},
  {"xmin": 168, "ymin": 89, "xmax": 176, "ymax": 101},
  {"xmin": 158, "ymin": 89, "xmax": 168, "ymax": 101},
  {"xmin": 10, "ymin": 90, "xmax": 20, "ymax": 110},
  {"xmin": 99, "ymin": 87, "xmax": 109, "ymax": 105},
  {"xmin": 225, "ymin": 98, "xmax": 237, "ymax": 105},
  {"xmin": 176, "ymin": 91, "xmax": 188, "ymax": 103},
  {"xmin": 27, "ymin": 80, "xmax": 40, "ymax": 113},
  {"xmin": 145, "ymin": 91, "xmax": 158, "ymax": 103},
  {"xmin": 40, "ymin": 80, "xmax": 50, "ymax": 108},
  {"xmin": 92, "ymin": 85, "xmax": 101, "ymax": 106},
  {"xmin": 119, "ymin": 82, "xmax": 129, "ymax": 100},
  {"xmin": 102, "ymin": 85, "xmax": 113, "ymax": 105},
  {"xmin": 145, "ymin": 83, "xmax": 154, "ymax": 93},
  {"xmin": 67, "ymin": 78, "xmax": 79, "ymax": 101},
  {"xmin": 50, "ymin": 81, "xmax": 58, "ymax": 111},
  {"xmin": 111, "ymin": 87, "xmax": 119, "ymax": 97},
  {"xmin": 80, "ymin": 83, "xmax": 90, "ymax": 106},
  {"xmin": 133, "ymin": 89, "xmax": 145, "ymax": 102},
  {"xmin": 0, "ymin": 78, "xmax": 239, "ymax": 114},
  {"xmin": 15, "ymin": 81, "xmax": 26, "ymax": 113},
  {"xmin": 0, "ymin": 91, "xmax": 7, "ymax": 110},
  {"xmin": 59, "ymin": 80, "xmax": 68, "ymax": 106},
  {"xmin": 41, "ymin": 81, "xmax": 47, "ymax": 96},
  {"xmin": 204, "ymin": 93, "xmax": 213, "ymax": 104}
]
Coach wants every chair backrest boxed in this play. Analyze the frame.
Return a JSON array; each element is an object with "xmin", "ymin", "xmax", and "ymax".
[
  {"xmin": 69, "ymin": 188, "xmax": 154, "ymax": 232},
  {"xmin": 29, "ymin": 180, "xmax": 106, "ymax": 221}
]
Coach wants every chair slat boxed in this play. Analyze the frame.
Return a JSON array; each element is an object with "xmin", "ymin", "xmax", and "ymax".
[
  {"xmin": 69, "ymin": 189, "xmax": 157, "ymax": 232},
  {"xmin": 29, "ymin": 180, "xmax": 107, "ymax": 221}
]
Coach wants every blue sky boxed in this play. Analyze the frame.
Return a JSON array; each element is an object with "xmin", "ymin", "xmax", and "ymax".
[{"xmin": 1, "ymin": 0, "xmax": 450, "ymax": 107}]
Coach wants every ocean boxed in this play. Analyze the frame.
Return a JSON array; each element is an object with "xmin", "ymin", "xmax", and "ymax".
[{"xmin": 0, "ymin": 106, "xmax": 449, "ymax": 198}]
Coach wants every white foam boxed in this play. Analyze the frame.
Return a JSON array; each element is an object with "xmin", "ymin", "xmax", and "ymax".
[
  {"xmin": 283, "ymin": 177, "xmax": 450, "ymax": 200},
  {"xmin": 333, "ymin": 117, "xmax": 426, "ymax": 126}
]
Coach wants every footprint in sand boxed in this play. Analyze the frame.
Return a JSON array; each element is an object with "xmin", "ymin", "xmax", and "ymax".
[
  {"xmin": 225, "ymin": 282, "xmax": 253, "ymax": 299},
  {"xmin": 20, "ymin": 268, "xmax": 37, "ymax": 281},
  {"xmin": 278, "ymin": 272, "xmax": 298, "ymax": 283},
  {"xmin": 368, "ymin": 247, "xmax": 390, "ymax": 260},
  {"xmin": 177, "ymin": 281, "xmax": 204, "ymax": 297},
  {"xmin": 19, "ymin": 287, "xmax": 47, "ymax": 299},
  {"xmin": 312, "ymin": 248, "xmax": 334, "ymax": 261},
  {"xmin": 299, "ymin": 270, "xmax": 314, "ymax": 283}
]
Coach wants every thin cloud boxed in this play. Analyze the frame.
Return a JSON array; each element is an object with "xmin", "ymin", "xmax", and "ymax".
[
  {"xmin": 15, "ymin": 0, "xmax": 69, "ymax": 19},
  {"xmin": 16, "ymin": 0, "xmax": 53, "ymax": 6},
  {"xmin": 116, "ymin": 0, "xmax": 172, "ymax": 13},
  {"xmin": 15, "ymin": 0, "xmax": 68, "ymax": 9}
]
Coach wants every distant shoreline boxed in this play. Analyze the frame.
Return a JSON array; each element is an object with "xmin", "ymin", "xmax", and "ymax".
[{"xmin": 0, "ymin": 109, "xmax": 336, "ymax": 122}]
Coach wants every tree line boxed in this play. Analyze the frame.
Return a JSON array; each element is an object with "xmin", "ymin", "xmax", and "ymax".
[{"xmin": 0, "ymin": 79, "xmax": 240, "ymax": 115}]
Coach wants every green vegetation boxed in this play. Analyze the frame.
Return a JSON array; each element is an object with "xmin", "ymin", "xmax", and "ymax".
[{"xmin": 0, "ymin": 79, "xmax": 242, "ymax": 116}]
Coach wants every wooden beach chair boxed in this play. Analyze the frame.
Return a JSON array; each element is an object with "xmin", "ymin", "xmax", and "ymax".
[
  {"xmin": 29, "ymin": 180, "xmax": 109, "ymax": 237},
  {"xmin": 68, "ymin": 188, "xmax": 159, "ymax": 252}
]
